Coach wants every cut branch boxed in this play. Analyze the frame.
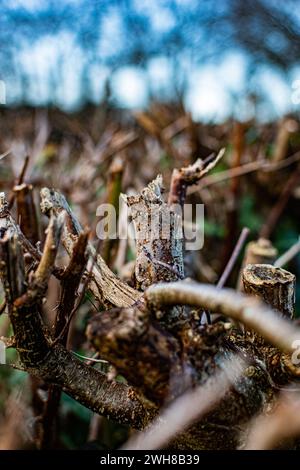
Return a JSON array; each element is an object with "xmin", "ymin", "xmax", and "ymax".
[
  {"xmin": 242, "ymin": 263, "xmax": 297, "ymax": 382},
  {"xmin": 32, "ymin": 213, "xmax": 64, "ymax": 295},
  {"xmin": 40, "ymin": 187, "xmax": 141, "ymax": 307},
  {"xmin": 238, "ymin": 238, "xmax": 278, "ymax": 290},
  {"xmin": 242, "ymin": 264, "xmax": 295, "ymax": 319},
  {"xmin": 168, "ymin": 148, "xmax": 225, "ymax": 207},
  {"xmin": 0, "ymin": 192, "xmax": 64, "ymax": 280},
  {"xmin": 0, "ymin": 222, "xmax": 156, "ymax": 430},
  {"xmin": 124, "ymin": 175, "xmax": 184, "ymax": 291}
]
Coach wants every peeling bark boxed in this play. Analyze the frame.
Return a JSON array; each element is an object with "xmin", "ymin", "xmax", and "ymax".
[{"xmin": 124, "ymin": 175, "xmax": 184, "ymax": 291}]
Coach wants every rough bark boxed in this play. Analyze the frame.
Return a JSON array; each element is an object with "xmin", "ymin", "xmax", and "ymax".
[
  {"xmin": 242, "ymin": 263, "xmax": 297, "ymax": 384},
  {"xmin": 33, "ymin": 344, "xmax": 157, "ymax": 429},
  {"xmin": 125, "ymin": 175, "xmax": 184, "ymax": 290},
  {"xmin": 124, "ymin": 176, "xmax": 185, "ymax": 330},
  {"xmin": 39, "ymin": 230, "xmax": 89, "ymax": 448},
  {"xmin": 54, "ymin": 230, "xmax": 89, "ymax": 344},
  {"xmin": 87, "ymin": 305, "xmax": 186, "ymax": 405},
  {"xmin": 1, "ymin": 167, "xmax": 300, "ymax": 451}
]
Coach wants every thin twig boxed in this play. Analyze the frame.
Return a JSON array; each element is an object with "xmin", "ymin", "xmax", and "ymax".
[
  {"xmin": 208, "ymin": 227, "xmax": 249, "ymax": 324},
  {"xmin": 274, "ymin": 237, "xmax": 300, "ymax": 268},
  {"xmin": 188, "ymin": 150, "xmax": 300, "ymax": 194},
  {"xmin": 71, "ymin": 351, "xmax": 109, "ymax": 364},
  {"xmin": 217, "ymin": 227, "xmax": 250, "ymax": 288},
  {"xmin": 0, "ymin": 149, "xmax": 12, "ymax": 161}
]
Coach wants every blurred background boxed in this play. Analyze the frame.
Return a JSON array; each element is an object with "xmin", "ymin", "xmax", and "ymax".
[
  {"xmin": 1, "ymin": 0, "xmax": 300, "ymax": 450},
  {"xmin": 0, "ymin": 0, "xmax": 300, "ymax": 120}
]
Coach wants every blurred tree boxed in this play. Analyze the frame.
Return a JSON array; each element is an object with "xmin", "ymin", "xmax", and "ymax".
[{"xmin": 0, "ymin": 0, "xmax": 299, "ymax": 107}]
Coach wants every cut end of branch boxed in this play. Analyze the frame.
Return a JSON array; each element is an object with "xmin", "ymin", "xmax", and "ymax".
[
  {"xmin": 243, "ymin": 264, "xmax": 295, "ymax": 287},
  {"xmin": 40, "ymin": 188, "xmax": 69, "ymax": 216},
  {"xmin": 124, "ymin": 174, "xmax": 164, "ymax": 207}
]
